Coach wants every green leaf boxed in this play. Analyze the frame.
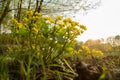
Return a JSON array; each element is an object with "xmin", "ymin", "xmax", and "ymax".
[
  {"xmin": 63, "ymin": 59, "xmax": 74, "ymax": 73},
  {"xmin": 18, "ymin": 27, "xmax": 29, "ymax": 37}
]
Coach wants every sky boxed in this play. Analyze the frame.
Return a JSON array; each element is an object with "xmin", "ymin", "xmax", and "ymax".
[{"xmin": 75, "ymin": 0, "xmax": 120, "ymax": 42}]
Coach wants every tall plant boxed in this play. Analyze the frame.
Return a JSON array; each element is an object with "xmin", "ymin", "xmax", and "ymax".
[{"xmin": 9, "ymin": 10, "xmax": 87, "ymax": 79}]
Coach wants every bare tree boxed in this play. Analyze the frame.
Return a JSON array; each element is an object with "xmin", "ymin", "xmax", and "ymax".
[
  {"xmin": 0, "ymin": 0, "xmax": 101, "ymax": 28},
  {"xmin": 0, "ymin": 0, "xmax": 11, "ymax": 26}
]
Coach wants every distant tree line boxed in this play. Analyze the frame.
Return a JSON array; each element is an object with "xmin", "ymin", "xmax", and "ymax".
[{"xmin": 75, "ymin": 35, "xmax": 120, "ymax": 55}]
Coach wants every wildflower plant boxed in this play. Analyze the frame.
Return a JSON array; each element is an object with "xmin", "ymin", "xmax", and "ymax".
[
  {"xmin": 11, "ymin": 10, "xmax": 87, "ymax": 61},
  {"xmin": 9, "ymin": 10, "xmax": 87, "ymax": 79}
]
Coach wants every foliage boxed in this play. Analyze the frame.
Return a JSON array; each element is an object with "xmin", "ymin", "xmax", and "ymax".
[
  {"xmin": 0, "ymin": 10, "xmax": 87, "ymax": 80},
  {"xmin": 84, "ymin": 39, "xmax": 113, "ymax": 54},
  {"xmin": 0, "ymin": 0, "xmax": 120, "ymax": 80},
  {"xmin": 84, "ymin": 37, "xmax": 120, "ymax": 55},
  {"xmin": 107, "ymin": 35, "xmax": 120, "ymax": 46},
  {"xmin": 10, "ymin": 10, "xmax": 87, "ymax": 62},
  {"xmin": 74, "ymin": 45, "xmax": 104, "ymax": 59}
]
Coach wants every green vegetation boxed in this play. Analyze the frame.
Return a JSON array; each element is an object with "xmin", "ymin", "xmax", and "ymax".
[
  {"xmin": 0, "ymin": 10, "xmax": 120, "ymax": 80},
  {"xmin": 0, "ymin": 10, "xmax": 86, "ymax": 80},
  {"xmin": 0, "ymin": 0, "xmax": 120, "ymax": 80}
]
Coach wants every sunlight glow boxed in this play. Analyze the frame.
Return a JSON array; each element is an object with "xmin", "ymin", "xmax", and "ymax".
[{"xmin": 76, "ymin": 0, "xmax": 120, "ymax": 41}]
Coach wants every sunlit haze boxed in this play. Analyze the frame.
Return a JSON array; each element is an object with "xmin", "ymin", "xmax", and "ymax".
[{"xmin": 75, "ymin": 0, "xmax": 120, "ymax": 42}]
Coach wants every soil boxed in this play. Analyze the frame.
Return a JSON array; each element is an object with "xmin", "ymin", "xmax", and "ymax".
[{"xmin": 74, "ymin": 55, "xmax": 120, "ymax": 80}]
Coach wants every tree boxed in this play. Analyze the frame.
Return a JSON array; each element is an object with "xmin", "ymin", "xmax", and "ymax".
[
  {"xmin": 85, "ymin": 39, "xmax": 101, "ymax": 49},
  {"xmin": 0, "ymin": 0, "xmax": 101, "ymax": 27},
  {"xmin": 84, "ymin": 39, "xmax": 113, "ymax": 54},
  {"xmin": 115, "ymin": 35, "xmax": 120, "ymax": 46},
  {"xmin": 0, "ymin": 0, "xmax": 11, "ymax": 26},
  {"xmin": 41, "ymin": 0, "xmax": 101, "ymax": 16},
  {"xmin": 107, "ymin": 35, "xmax": 120, "ymax": 47},
  {"xmin": 106, "ymin": 35, "xmax": 120, "ymax": 53}
]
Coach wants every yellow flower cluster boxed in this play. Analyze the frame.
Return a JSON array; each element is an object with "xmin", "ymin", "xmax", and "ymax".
[
  {"xmin": 43, "ymin": 15, "xmax": 87, "ymax": 37},
  {"xmin": 35, "ymin": 12, "xmax": 41, "ymax": 16},
  {"xmin": 80, "ymin": 24, "xmax": 87, "ymax": 30},
  {"xmin": 17, "ymin": 23, "xmax": 23, "ymax": 28},
  {"xmin": 78, "ymin": 49, "xmax": 82, "ymax": 53},
  {"xmin": 11, "ymin": 18, "xmax": 18, "ymax": 23},
  {"xmin": 31, "ymin": 16, "xmax": 40, "ymax": 20},
  {"xmin": 44, "ymin": 16, "xmax": 55, "ymax": 23},
  {"xmin": 71, "ymin": 21, "xmax": 79, "ymax": 27},
  {"xmin": 24, "ymin": 10, "xmax": 42, "ymax": 22},
  {"xmin": 91, "ymin": 49, "xmax": 103, "ymax": 56},
  {"xmin": 63, "ymin": 18, "xmax": 72, "ymax": 23},
  {"xmin": 26, "ymin": 10, "xmax": 33, "ymax": 16},
  {"xmin": 11, "ymin": 10, "xmax": 87, "ymax": 43},
  {"xmin": 11, "ymin": 18, "xmax": 23, "ymax": 29},
  {"xmin": 22, "ymin": 17, "xmax": 28, "ymax": 22},
  {"xmin": 74, "ymin": 45, "xmax": 104, "ymax": 58},
  {"xmin": 56, "ymin": 15, "xmax": 62, "ymax": 20},
  {"xmin": 62, "ymin": 18, "xmax": 87, "ymax": 32},
  {"xmin": 81, "ymin": 45, "xmax": 91, "ymax": 54},
  {"xmin": 11, "ymin": 10, "xmax": 44, "ymax": 35},
  {"xmin": 56, "ymin": 22, "xmax": 65, "ymax": 27}
]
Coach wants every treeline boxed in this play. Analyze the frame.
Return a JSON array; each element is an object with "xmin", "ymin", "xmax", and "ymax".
[{"xmin": 75, "ymin": 35, "xmax": 120, "ymax": 55}]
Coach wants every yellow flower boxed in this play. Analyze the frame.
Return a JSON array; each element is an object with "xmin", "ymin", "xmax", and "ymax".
[
  {"xmin": 49, "ymin": 18, "xmax": 54, "ymax": 23},
  {"xmin": 97, "ymin": 51, "xmax": 104, "ymax": 56},
  {"xmin": 72, "ymin": 27, "xmax": 78, "ymax": 31},
  {"xmin": 81, "ymin": 46, "xmax": 86, "ymax": 49},
  {"xmin": 57, "ymin": 22, "xmax": 65, "ymax": 27},
  {"xmin": 56, "ymin": 15, "xmax": 62, "ymax": 20},
  {"xmin": 63, "ymin": 18, "xmax": 72, "ymax": 23},
  {"xmin": 26, "ymin": 10, "xmax": 33, "ymax": 16},
  {"xmin": 35, "ymin": 16, "xmax": 40, "ymax": 19},
  {"xmin": 35, "ymin": 12, "xmax": 41, "ymax": 16},
  {"xmin": 71, "ymin": 21, "xmax": 79, "ymax": 26},
  {"xmin": 82, "ymin": 46, "xmax": 90, "ymax": 54},
  {"xmin": 92, "ymin": 49, "xmax": 104, "ymax": 56},
  {"xmin": 33, "ymin": 27, "xmax": 38, "ymax": 33},
  {"xmin": 11, "ymin": 18, "xmax": 18, "ymax": 23},
  {"xmin": 31, "ymin": 16, "xmax": 36, "ymax": 20},
  {"xmin": 80, "ymin": 24, "xmax": 87, "ymax": 30},
  {"xmin": 45, "ymin": 16, "xmax": 55, "ymax": 23},
  {"xmin": 78, "ymin": 49, "xmax": 82, "ymax": 53},
  {"xmin": 86, "ymin": 50, "xmax": 91, "ymax": 54},
  {"xmin": 17, "ymin": 23, "xmax": 23, "ymax": 28},
  {"xmin": 23, "ymin": 17, "xmax": 28, "ymax": 22}
]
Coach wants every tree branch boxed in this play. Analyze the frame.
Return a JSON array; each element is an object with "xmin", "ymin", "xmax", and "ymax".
[{"xmin": 0, "ymin": 0, "xmax": 11, "ymax": 26}]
